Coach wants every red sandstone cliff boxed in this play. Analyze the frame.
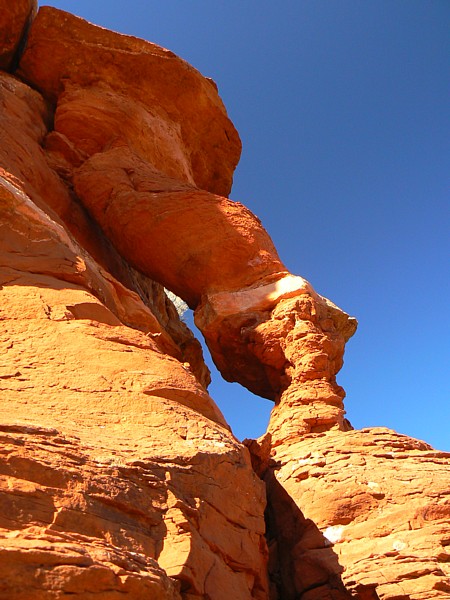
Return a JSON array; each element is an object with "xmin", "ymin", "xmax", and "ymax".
[{"xmin": 1, "ymin": 3, "xmax": 449, "ymax": 599}]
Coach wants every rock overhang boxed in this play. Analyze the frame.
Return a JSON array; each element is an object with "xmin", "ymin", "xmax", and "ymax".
[{"xmin": 18, "ymin": 5, "xmax": 241, "ymax": 197}]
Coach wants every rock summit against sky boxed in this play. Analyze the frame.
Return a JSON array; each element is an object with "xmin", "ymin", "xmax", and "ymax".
[{"xmin": 0, "ymin": 2, "xmax": 449, "ymax": 598}]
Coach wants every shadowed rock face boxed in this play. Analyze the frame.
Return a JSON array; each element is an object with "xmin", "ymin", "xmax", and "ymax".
[
  {"xmin": 0, "ymin": 0, "xmax": 36, "ymax": 70},
  {"xmin": 1, "ymin": 4, "xmax": 449, "ymax": 599}
]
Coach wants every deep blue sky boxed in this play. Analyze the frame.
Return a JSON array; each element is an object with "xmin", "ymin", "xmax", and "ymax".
[{"xmin": 44, "ymin": 1, "xmax": 449, "ymax": 450}]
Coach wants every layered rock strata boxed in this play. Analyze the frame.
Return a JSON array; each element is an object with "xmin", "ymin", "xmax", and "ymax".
[
  {"xmin": 248, "ymin": 429, "xmax": 450, "ymax": 599},
  {"xmin": 0, "ymin": 7, "xmax": 268, "ymax": 598},
  {"xmin": 1, "ymin": 4, "xmax": 449, "ymax": 599}
]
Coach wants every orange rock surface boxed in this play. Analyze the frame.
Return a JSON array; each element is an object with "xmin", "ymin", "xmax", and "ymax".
[
  {"xmin": 248, "ymin": 428, "xmax": 450, "ymax": 599},
  {"xmin": 18, "ymin": 6, "xmax": 241, "ymax": 198},
  {"xmin": 1, "ymin": 3, "xmax": 449, "ymax": 599},
  {"xmin": 0, "ymin": 0, "xmax": 36, "ymax": 70}
]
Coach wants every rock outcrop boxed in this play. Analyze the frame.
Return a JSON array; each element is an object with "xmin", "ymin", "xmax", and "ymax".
[
  {"xmin": 248, "ymin": 429, "xmax": 450, "ymax": 599},
  {"xmin": 0, "ymin": 0, "xmax": 35, "ymax": 70},
  {"xmin": 1, "ymin": 3, "xmax": 449, "ymax": 599}
]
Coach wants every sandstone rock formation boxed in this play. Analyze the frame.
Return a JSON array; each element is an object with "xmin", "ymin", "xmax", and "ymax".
[
  {"xmin": 1, "ymin": 3, "xmax": 449, "ymax": 599},
  {"xmin": 248, "ymin": 429, "xmax": 450, "ymax": 599},
  {"xmin": 0, "ymin": 0, "xmax": 36, "ymax": 70}
]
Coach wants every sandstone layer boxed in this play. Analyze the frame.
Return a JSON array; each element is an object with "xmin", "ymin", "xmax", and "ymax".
[
  {"xmin": 248, "ymin": 429, "xmax": 450, "ymax": 599},
  {"xmin": 1, "ymin": 3, "xmax": 449, "ymax": 599}
]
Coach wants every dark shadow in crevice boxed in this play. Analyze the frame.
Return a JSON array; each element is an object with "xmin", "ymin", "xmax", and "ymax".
[
  {"xmin": 254, "ymin": 463, "xmax": 380, "ymax": 600},
  {"xmin": 10, "ymin": 2, "xmax": 37, "ymax": 73}
]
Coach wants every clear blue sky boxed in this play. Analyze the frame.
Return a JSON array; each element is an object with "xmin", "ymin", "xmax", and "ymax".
[{"xmin": 44, "ymin": 1, "xmax": 449, "ymax": 450}]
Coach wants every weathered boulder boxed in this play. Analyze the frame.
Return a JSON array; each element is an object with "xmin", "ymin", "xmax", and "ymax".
[{"xmin": 0, "ymin": 0, "xmax": 36, "ymax": 70}]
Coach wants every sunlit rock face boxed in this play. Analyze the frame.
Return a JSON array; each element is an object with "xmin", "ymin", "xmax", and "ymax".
[
  {"xmin": 18, "ymin": 6, "xmax": 241, "ymax": 198},
  {"xmin": 0, "ymin": 7, "xmax": 268, "ymax": 599},
  {"xmin": 247, "ymin": 428, "xmax": 450, "ymax": 599},
  {"xmin": 1, "ymin": 3, "xmax": 449, "ymax": 599}
]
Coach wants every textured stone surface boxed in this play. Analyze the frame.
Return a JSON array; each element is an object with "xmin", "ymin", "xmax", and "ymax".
[
  {"xmin": 248, "ymin": 428, "xmax": 450, "ymax": 599},
  {"xmin": 0, "ymin": 0, "xmax": 36, "ymax": 70},
  {"xmin": 196, "ymin": 278, "xmax": 356, "ymax": 403},
  {"xmin": 1, "ymin": 3, "xmax": 449, "ymax": 599},
  {"xmin": 72, "ymin": 148, "xmax": 286, "ymax": 308},
  {"xmin": 0, "ymin": 174, "xmax": 269, "ymax": 598},
  {"xmin": 0, "ymin": 70, "xmax": 208, "ymax": 387},
  {"xmin": 18, "ymin": 6, "xmax": 241, "ymax": 197},
  {"xmin": 0, "ymin": 417, "xmax": 267, "ymax": 600}
]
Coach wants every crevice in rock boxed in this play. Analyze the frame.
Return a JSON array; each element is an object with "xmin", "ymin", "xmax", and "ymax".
[
  {"xmin": 246, "ymin": 437, "xmax": 354, "ymax": 599},
  {"xmin": 8, "ymin": 2, "xmax": 37, "ymax": 73}
]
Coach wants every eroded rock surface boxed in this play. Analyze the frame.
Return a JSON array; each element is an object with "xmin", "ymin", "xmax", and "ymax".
[
  {"xmin": 1, "ymin": 3, "xmax": 449, "ymax": 599},
  {"xmin": 18, "ymin": 6, "xmax": 241, "ymax": 198},
  {"xmin": 248, "ymin": 429, "xmax": 450, "ymax": 599},
  {"xmin": 0, "ymin": 0, "xmax": 36, "ymax": 70},
  {"xmin": 0, "ymin": 157, "xmax": 268, "ymax": 599}
]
